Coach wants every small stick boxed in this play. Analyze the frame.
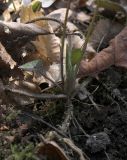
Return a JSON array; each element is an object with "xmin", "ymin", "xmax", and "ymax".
[
  {"xmin": 4, "ymin": 85, "xmax": 67, "ymax": 100},
  {"xmin": 73, "ymin": 116, "xmax": 89, "ymax": 138},
  {"xmin": 21, "ymin": 112, "xmax": 67, "ymax": 137},
  {"xmin": 26, "ymin": 16, "xmax": 64, "ymax": 28}
]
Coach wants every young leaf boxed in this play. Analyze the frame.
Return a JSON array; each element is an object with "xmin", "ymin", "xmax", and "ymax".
[
  {"xmin": 31, "ymin": 0, "xmax": 41, "ymax": 11},
  {"xmin": 71, "ymin": 49, "xmax": 82, "ymax": 66}
]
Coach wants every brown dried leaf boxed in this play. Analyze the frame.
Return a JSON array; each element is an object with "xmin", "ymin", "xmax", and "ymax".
[
  {"xmin": 90, "ymin": 19, "xmax": 123, "ymax": 50},
  {"xmin": 79, "ymin": 26, "xmax": 127, "ymax": 77},
  {"xmin": 37, "ymin": 141, "xmax": 69, "ymax": 160},
  {"xmin": 47, "ymin": 8, "xmax": 74, "ymax": 31},
  {"xmin": 1, "ymin": 9, "xmax": 12, "ymax": 22},
  {"xmin": 20, "ymin": 6, "xmax": 60, "ymax": 63}
]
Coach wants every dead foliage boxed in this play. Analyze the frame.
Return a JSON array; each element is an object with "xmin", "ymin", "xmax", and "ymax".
[
  {"xmin": 1, "ymin": 0, "xmax": 127, "ymax": 160},
  {"xmin": 79, "ymin": 26, "xmax": 127, "ymax": 77}
]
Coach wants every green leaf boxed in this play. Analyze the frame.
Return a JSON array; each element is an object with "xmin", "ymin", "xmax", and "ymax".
[
  {"xmin": 71, "ymin": 49, "xmax": 82, "ymax": 66},
  {"xmin": 19, "ymin": 59, "xmax": 43, "ymax": 72},
  {"xmin": 31, "ymin": 0, "xmax": 41, "ymax": 12}
]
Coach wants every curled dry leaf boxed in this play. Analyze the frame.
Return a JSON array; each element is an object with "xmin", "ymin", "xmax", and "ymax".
[
  {"xmin": 0, "ymin": 20, "xmax": 48, "ymax": 60},
  {"xmin": 20, "ymin": 6, "xmax": 61, "ymax": 85},
  {"xmin": 37, "ymin": 140, "xmax": 69, "ymax": 160},
  {"xmin": 79, "ymin": 26, "xmax": 127, "ymax": 77},
  {"xmin": 21, "ymin": 6, "xmax": 60, "ymax": 63},
  {"xmin": 33, "ymin": 63, "xmax": 61, "ymax": 86}
]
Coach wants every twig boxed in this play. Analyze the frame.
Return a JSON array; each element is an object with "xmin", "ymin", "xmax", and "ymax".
[
  {"xmin": 104, "ymin": 151, "xmax": 111, "ymax": 160},
  {"xmin": 21, "ymin": 112, "xmax": 67, "ymax": 138},
  {"xmin": 60, "ymin": 0, "xmax": 71, "ymax": 90},
  {"xmin": 63, "ymin": 138, "xmax": 89, "ymax": 160},
  {"xmin": 75, "ymin": 7, "xmax": 98, "ymax": 78},
  {"xmin": 4, "ymin": 85, "xmax": 67, "ymax": 100},
  {"xmin": 48, "ymin": 131, "xmax": 89, "ymax": 160},
  {"xmin": 87, "ymin": 93, "xmax": 100, "ymax": 111},
  {"xmin": 73, "ymin": 116, "xmax": 89, "ymax": 138},
  {"xmin": 26, "ymin": 16, "xmax": 64, "ymax": 28},
  {"xmin": 59, "ymin": 100, "xmax": 73, "ymax": 133},
  {"xmin": 82, "ymin": 7, "xmax": 98, "ymax": 54}
]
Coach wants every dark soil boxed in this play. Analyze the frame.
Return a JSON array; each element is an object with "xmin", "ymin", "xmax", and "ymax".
[
  {"xmin": 72, "ymin": 67, "xmax": 127, "ymax": 160},
  {"xmin": 1, "ymin": 67, "xmax": 127, "ymax": 160},
  {"xmin": 0, "ymin": 1, "xmax": 127, "ymax": 159}
]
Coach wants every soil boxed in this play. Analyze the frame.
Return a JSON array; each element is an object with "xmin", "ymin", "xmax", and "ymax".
[
  {"xmin": 1, "ymin": 1, "xmax": 127, "ymax": 160},
  {"xmin": 1, "ymin": 67, "xmax": 127, "ymax": 160}
]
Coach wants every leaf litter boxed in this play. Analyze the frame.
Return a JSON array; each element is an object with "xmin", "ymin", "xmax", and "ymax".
[{"xmin": 0, "ymin": 0, "xmax": 127, "ymax": 160}]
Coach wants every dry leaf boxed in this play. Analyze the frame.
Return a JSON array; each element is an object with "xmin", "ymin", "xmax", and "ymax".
[
  {"xmin": 1, "ymin": 9, "xmax": 12, "ymax": 22},
  {"xmin": 20, "ymin": 5, "xmax": 61, "ymax": 85},
  {"xmin": 41, "ymin": 0, "xmax": 56, "ymax": 8},
  {"xmin": 79, "ymin": 26, "xmax": 127, "ymax": 77},
  {"xmin": 21, "ymin": 6, "xmax": 60, "ymax": 63},
  {"xmin": 33, "ymin": 63, "xmax": 61, "ymax": 86},
  {"xmin": 37, "ymin": 141, "xmax": 69, "ymax": 160},
  {"xmin": 90, "ymin": 18, "xmax": 123, "ymax": 50},
  {"xmin": 8, "ymin": 0, "xmax": 21, "ymax": 12},
  {"xmin": 47, "ymin": 8, "xmax": 73, "ymax": 30}
]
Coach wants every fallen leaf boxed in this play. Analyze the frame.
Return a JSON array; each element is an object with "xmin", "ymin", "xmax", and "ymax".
[
  {"xmin": 41, "ymin": 0, "xmax": 56, "ymax": 8},
  {"xmin": 47, "ymin": 8, "xmax": 73, "ymax": 30},
  {"xmin": 8, "ymin": 0, "xmax": 21, "ymax": 12},
  {"xmin": 21, "ymin": 5, "xmax": 60, "ymax": 63},
  {"xmin": 37, "ymin": 141, "xmax": 69, "ymax": 160},
  {"xmin": 19, "ymin": 60, "xmax": 61, "ymax": 86},
  {"xmin": 34, "ymin": 63, "xmax": 61, "ymax": 86},
  {"xmin": 0, "ymin": 20, "xmax": 48, "ymax": 65},
  {"xmin": 2, "ymin": 9, "xmax": 12, "ymax": 22},
  {"xmin": 90, "ymin": 18, "xmax": 123, "ymax": 50},
  {"xmin": 79, "ymin": 26, "xmax": 127, "ymax": 77}
]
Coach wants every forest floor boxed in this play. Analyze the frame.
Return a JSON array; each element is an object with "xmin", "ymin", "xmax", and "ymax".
[{"xmin": 1, "ymin": 0, "xmax": 127, "ymax": 160}]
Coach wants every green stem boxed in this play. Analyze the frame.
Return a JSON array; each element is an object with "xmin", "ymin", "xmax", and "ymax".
[
  {"xmin": 82, "ymin": 6, "xmax": 98, "ymax": 54},
  {"xmin": 75, "ymin": 6, "xmax": 98, "ymax": 76},
  {"xmin": 60, "ymin": 0, "xmax": 71, "ymax": 90}
]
